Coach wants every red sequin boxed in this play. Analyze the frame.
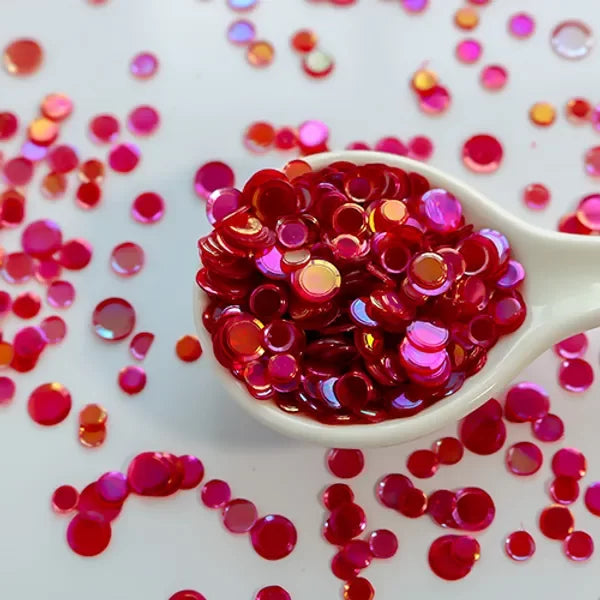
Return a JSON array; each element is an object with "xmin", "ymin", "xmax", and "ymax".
[
  {"xmin": 127, "ymin": 105, "xmax": 160, "ymax": 136},
  {"xmin": 462, "ymin": 134, "xmax": 503, "ymax": 173},
  {"xmin": 550, "ymin": 476, "xmax": 579, "ymax": 505},
  {"xmin": 452, "ymin": 487, "xmax": 495, "ymax": 530},
  {"xmin": 57, "ymin": 238, "xmax": 93, "ymax": 270},
  {"xmin": 27, "ymin": 382, "xmax": 72, "ymax": 426},
  {"xmin": 3, "ymin": 156, "xmax": 34, "ymax": 186},
  {"xmin": 222, "ymin": 498, "xmax": 258, "ymax": 533},
  {"xmin": 51, "ymin": 485, "xmax": 79, "ymax": 513},
  {"xmin": 539, "ymin": 505, "xmax": 574, "ymax": 540},
  {"xmin": 505, "ymin": 441, "xmax": 543, "ymax": 476},
  {"xmin": 255, "ymin": 586, "xmax": 291, "ymax": 600},
  {"xmin": 12, "ymin": 292, "xmax": 41, "ymax": 319},
  {"xmin": 93, "ymin": 297, "xmax": 136, "ymax": 341},
  {"xmin": 323, "ymin": 483, "xmax": 354, "ymax": 510},
  {"xmin": 89, "ymin": 114, "xmax": 120, "ymax": 144},
  {"xmin": 118, "ymin": 365, "xmax": 147, "ymax": 394},
  {"xmin": 504, "ymin": 382, "xmax": 549, "ymax": 422},
  {"xmin": 343, "ymin": 578, "xmax": 374, "ymax": 600},
  {"xmin": 558, "ymin": 358, "xmax": 594, "ymax": 392},
  {"xmin": 108, "ymin": 143, "xmax": 140, "ymax": 173},
  {"xmin": 397, "ymin": 487, "xmax": 428, "ymax": 518},
  {"xmin": 327, "ymin": 448, "xmax": 365, "ymax": 479},
  {"xmin": 368, "ymin": 529, "xmax": 398, "ymax": 558},
  {"xmin": 251, "ymin": 514, "xmax": 297, "ymax": 560},
  {"xmin": 66, "ymin": 512, "xmax": 112, "ymax": 557},
  {"xmin": 584, "ymin": 482, "xmax": 600, "ymax": 516},
  {"xmin": 325, "ymin": 503, "xmax": 366, "ymax": 544},
  {"xmin": 407, "ymin": 449, "xmax": 439, "ymax": 478},
  {"xmin": 201, "ymin": 479, "xmax": 231, "ymax": 508},
  {"xmin": 505, "ymin": 530, "xmax": 535, "ymax": 561},
  {"xmin": 132, "ymin": 191, "xmax": 165, "ymax": 224},
  {"xmin": 428, "ymin": 535, "xmax": 478, "ymax": 580},
  {"xmin": 47, "ymin": 145, "xmax": 78, "ymax": 173},
  {"xmin": 564, "ymin": 531, "xmax": 594, "ymax": 561},
  {"xmin": 433, "ymin": 437, "xmax": 464, "ymax": 465},
  {"xmin": 377, "ymin": 474, "xmax": 413, "ymax": 508},
  {"xmin": 459, "ymin": 399, "xmax": 506, "ymax": 455},
  {"xmin": 552, "ymin": 448, "xmax": 586, "ymax": 480}
]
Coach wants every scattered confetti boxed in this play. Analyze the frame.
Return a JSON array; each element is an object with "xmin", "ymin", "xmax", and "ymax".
[
  {"xmin": 130, "ymin": 51, "xmax": 159, "ymax": 79},
  {"xmin": 247, "ymin": 41, "xmax": 275, "ymax": 67},
  {"xmin": 118, "ymin": 365, "xmax": 147, "ymax": 395},
  {"xmin": 129, "ymin": 332, "xmax": 154, "ymax": 360},
  {"xmin": 175, "ymin": 335, "xmax": 203, "ymax": 362},
  {"xmin": 110, "ymin": 242, "xmax": 145, "ymax": 277},
  {"xmin": 551, "ymin": 20, "xmax": 594, "ymax": 60},
  {"xmin": 523, "ymin": 183, "xmax": 550, "ymax": 210},
  {"xmin": 508, "ymin": 13, "xmax": 535, "ymax": 39},
  {"xmin": 3, "ymin": 38, "xmax": 43, "ymax": 75}
]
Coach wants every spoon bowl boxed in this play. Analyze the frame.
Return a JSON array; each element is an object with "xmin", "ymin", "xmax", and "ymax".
[{"xmin": 194, "ymin": 151, "xmax": 600, "ymax": 447}]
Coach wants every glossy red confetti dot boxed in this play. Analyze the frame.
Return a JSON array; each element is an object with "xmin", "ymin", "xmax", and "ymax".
[
  {"xmin": 194, "ymin": 161, "xmax": 235, "ymax": 199},
  {"xmin": 12, "ymin": 292, "xmax": 41, "ymax": 319},
  {"xmin": 433, "ymin": 437, "xmax": 464, "ymax": 465},
  {"xmin": 76, "ymin": 182, "xmax": 102, "ymax": 209},
  {"xmin": 343, "ymin": 577, "xmax": 374, "ymax": 600},
  {"xmin": 428, "ymin": 535, "xmax": 478, "ymax": 581},
  {"xmin": 2, "ymin": 252, "xmax": 34, "ymax": 284},
  {"xmin": 13, "ymin": 326, "xmax": 46, "ymax": 358},
  {"xmin": 40, "ymin": 316, "xmax": 67, "ymax": 344},
  {"xmin": 291, "ymin": 29, "xmax": 317, "ymax": 53},
  {"xmin": 130, "ymin": 51, "xmax": 159, "ymax": 78},
  {"xmin": 52, "ymin": 485, "xmax": 79, "ymax": 513},
  {"xmin": 452, "ymin": 487, "xmax": 495, "ymax": 530},
  {"xmin": 331, "ymin": 552, "xmax": 360, "ymax": 580},
  {"xmin": 523, "ymin": 183, "xmax": 550, "ymax": 210},
  {"xmin": 407, "ymin": 135, "xmax": 434, "ymax": 160},
  {"xmin": 251, "ymin": 515, "xmax": 297, "ymax": 560},
  {"xmin": 374, "ymin": 137, "xmax": 407, "ymax": 155},
  {"xmin": 550, "ymin": 476, "xmax": 579, "ymax": 505},
  {"xmin": 407, "ymin": 449, "xmax": 439, "ymax": 478},
  {"xmin": 539, "ymin": 505, "xmax": 574, "ymax": 540},
  {"xmin": 47, "ymin": 280, "xmax": 75, "ymax": 309},
  {"xmin": 0, "ymin": 112, "xmax": 18, "ymax": 140},
  {"xmin": 508, "ymin": 13, "xmax": 535, "ymax": 38},
  {"xmin": 274, "ymin": 127, "xmax": 297, "ymax": 151},
  {"xmin": 368, "ymin": 529, "xmax": 398, "ymax": 559},
  {"xmin": 325, "ymin": 503, "xmax": 366, "ymax": 544},
  {"xmin": 460, "ymin": 399, "xmax": 506, "ymax": 455},
  {"xmin": 255, "ymin": 586, "xmax": 290, "ymax": 600},
  {"xmin": 27, "ymin": 382, "xmax": 72, "ymax": 426},
  {"xmin": 129, "ymin": 332, "xmax": 154, "ymax": 360},
  {"xmin": 322, "ymin": 483, "xmax": 354, "ymax": 510},
  {"xmin": 552, "ymin": 448, "xmax": 586, "ymax": 480},
  {"xmin": 108, "ymin": 143, "xmax": 140, "ymax": 173},
  {"xmin": 179, "ymin": 455, "xmax": 204, "ymax": 489},
  {"xmin": 169, "ymin": 592, "xmax": 206, "ymax": 600},
  {"xmin": 79, "ymin": 159, "xmax": 105, "ymax": 183},
  {"xmin": 567, "ymin": 97, "xmax": 592, "ymax": 123},
  {"xmin": 89, "ymin": 114, "xmax": 120, "ymax": 144},
  {"xmin": 418, "ymin": 85, "xmax": 451, "ymax": 114},
  {"xmin": 401, "ymin": 0, "xmax": 428, "ymax": 12},
  {"xmin": 118, "ymin": 365, "xmax": 146, "ymax": 394},
  {"xmin": 564, "ymin": 531, "xmax": 594, "ymax": 561},
  {"xmin": 584, "ymin": 482, "xmax": 600, "ymax": 516},
  {"xmin": 0, "ymin": 189, "xmax": 25, "ymax": 226},
  {"xmin": 66, "ymin": 512, "xmax": 112, "ymax": 557},
  {"xmin": 532, "ymin": 413, "xmax": 564, "ymax": 442},
  {"xmin": 201, "ymin": 479, "xmax": 231, "ymax": 508},
  {"xmin": 3, "ymin": 38, "xmax": 43, "ymax": 75},
  {"xmin": 377, "ymin": 474, "xmax": 413, "ymax": 508},
  {"xmin": 47, "ymin": 145, "xmax": 78, "ymax": 173},
  {"xmin": 480, "ymin": 64, "xmax": 508, "ymax": 91},
  {"xmin": 397, "ymin": 487, "xmax": 428, "ymax": 518},
  {"xmin": 3, "ymin": 156, "xmax": 34, "ymax": 186},
  {"xmin": 244, "ymin": 122, "xmax": 276, "ymax": 154},
  {"xmin": 506, "ymin": 442, "xmax": 543, "ymax": 476},
  {"xmin": 176, "ymin": 335, "xmax": 203, "ymax": 362},
  {"xmin": 41, "ymin": 93, "xmax": 73, "ymax": 121},
  {"xmin": 0, "ymin": 376, "xmax": 16, "ymax": 404},
  {"xmin": 576, "ymin": 194, "xmax": 600, "ymax": 231},
  {"xmin": 35, "ymin": 259, "xmax": 62, "ymax": 283},
  {"xmin": 22, "ymin": 219, "xmax": 62, "ymax": 259},
  {"xmin": 504, "ymin": 382, "xmax": 549, "ymax": 422},
  {"xmin": 327, "ymin": 448, "xmax": 364, "ymax": 479},
  {"xmin": 456, "ymin": 39, "xmax": 482, "ymax": 63},
  {"xmin": 558, "ymin": 358, "xmax": 594, "ymax": 392},
  {"xmin": 462, "ymin": 134, "xmax": 503, "ymax": 173},
  {"xmin": 131, "ymin": 191, "xmax": 165, "ymax": 224},
  {"xmin": 505, "ymin": 530, "xmax": 535, "ymax": 561},
  {"xmin": 98, "ymin": 473, "xmax": 129, "ymax": 502},
  {"xmin": 41, "ymin": 172, "xmax": 67, "ymax": 200},
  {"xmin": 110, "ymin": 242, "xmax": 145, "ymax": 277},
  {"xmin": 92, "ymin": 297, "xmax": 136, "ymax": 341},
  {"xmin": 554, "ymin": 333, "xmax": 588, "ymax": 359},
  {"xmin": 127, "ymin": 105, "xmax": 160, "ymax": 136},
  {"xmin": 297, "ymin": 120, "xmax": 329, "ymax": 153},
  {"xmin": 341, "ymin": 539, "xmax": 372, "ymax": 569},
  {"xmin": 222, "ymin": 498, "xmax": 258, "ymax": 533},
  {"xmin": 0, "ymin": 291, "xmax": 12, "ymax": 317},
  {"xmin": 584, "ymin": 146, "xmax": 600, "ymax": 177},
  {"xmin": 57, "ymin": 239, "xmax": 93, "ymax": 270}
]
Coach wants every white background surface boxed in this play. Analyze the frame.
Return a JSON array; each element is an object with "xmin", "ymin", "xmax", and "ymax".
[{"xmin": 1, "ymin": 1, "xmax": 600, "ymax": 599}]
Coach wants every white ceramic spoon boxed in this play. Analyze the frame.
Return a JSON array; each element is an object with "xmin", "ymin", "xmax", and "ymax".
[{"xmin": 194, "ymin": 150, "xmax": 600, "ymax": 448}]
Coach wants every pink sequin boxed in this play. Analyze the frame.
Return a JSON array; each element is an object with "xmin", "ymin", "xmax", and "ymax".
[
  {"xmin": 327, "ymin": 448, "xmax": 365, "ymax": 479},
  {"xmin": 127, "ymin": 105, "xmax": 160, "ymax": 136},
  {"xmin": 108, "ymin": 143, "xmax": 140, "ymax": 173},
  {"xmin": 480, "ymin": 65, "xmax": 508, "ymax": 91},
  {"xmin": 558, "ymin": 358, "xmax": 594, "ymax": 392},
  {"xmin": 130, "ymin": 52, "xmax": 159, "ymax": 78},
  {"xmin": 194, "ymin": 161, "xmax": 235, "ymax": 200},
  {"xmin": 456, "ymin": 39, "xmax": 482, "ymax": 63},
  {"xmin": 508, "ymin": 13, "xmax": 535, "ymax": 38}
]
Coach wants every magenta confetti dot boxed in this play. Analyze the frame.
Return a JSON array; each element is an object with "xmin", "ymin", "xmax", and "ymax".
[
  {"xmin": 201, "ymin": 479, "xmax": 231, "ymax": 508},
  {"xmin": 506, "ymin": 441, "xmax": 543, "ymax": 476},
  {"xmin": 179, "ymin": 455, "xmax": 205, "ymax": 489},
  {"xmin": 408, "ymin": 135, "xmax": 434, "ymax": 160},
  {"xmin": 89, "ymin": 114, "xmax": 120, "ymax": 144},
  {"xmin": 3, "ymin": 156, "xmax": 34, "ymax": 186},
  {"xmin": 341, "ymin": 539, "xmax": 372, "ymax": 569},
  {"xmin": 326, "ymin": 448, "xmax": 364, "ymax": 479},
  {"xmin": 421, "ymin": 188, "xmax": 462, "ymax": 233},
  {"xmin": 462, "ymin": 134, "xmax": 503, "ymax": 173},
  {"xmin": 523, "ymin": 183, "xmax": 550, "ymax": 210},
  {"xmin": 110, "ymin": 242, "xmax": 145, "ymax": 276},
  {"xmin": 97, "ymin": 471, "xmax": 129, "ymax": 503},
  {"xmin": 401, "ymin": 0, "xmax": 428, "ymax": 12},
  {"xmin": 222, "ymin": 498, "xmax": 258, "ymax": 533},
  {"xmin": 21, "ymin": 140, "xmax": 48, "ymax": 162},
  {"xmin": 554, "ymin": 333, "xmax": 588, "ymax": 359},
  {"xmin": 108, "ymin": 143, "xmax": 140, "ymax": 173},
  {"xmin": 456, "ymin": 39, "xmax": 482, "ymax": 63},
  {"xmin": 21, "ymin": 219, "xmax": 62, "ymax": 258},
  {"xmin": 206, "ymin": 187, "xmax": 243, "ymax": 225},
  {"xmin": 194, "ymin": 161, "xmax": 235, "ymax": 200},
  {"xmin": 47, "ymin": 280, "xmax": 75, "ymax": 309},
  {"xmin": 2, "ymin": 252, "xmax": 35, "ymax": 284},
  {"xmin": 552, "ymin": 448, "xmax": 587, "ymax": 480},
  {"xmin": 132, "ymin": 192, "xmax": 165, "ymax": 224},
  {"xmin": 36, "ymin": 259, "xmax": 62, "ymax": 283},
  {"xmin": 584, "ymin": 482, "xmax": 600, "ymax": 516},
  {"xmin": 576, "ymin": 194, "xmax": 600, "ymax": 231},
  {"xmin": 47, "ymin": 145, "xmax": 79, "ymax": 173},
  {"xmin": 419, "ymin": 86, "xmax": 451, "ymax": 114},
  {"xmin": 130, "ymin": 51, "xmax": 159, "ymax": 78},
  {"xmin": 532, "ymin": 413, "xmax": 564, "ymax": 442},
  {"xmin": 118, "ymin": 365, "xmax": 147, "ymax": 394},
  {"xmin": 250, "ymin": 514, "xmax": 297, "ymax": 560},
  {"xmin": 558, "ymin": 358, "xmax": 594, "ymax": 392},
  {"xmin": 169, "ymin": 592, "xmax": 206, "ymax": 600},
  {"xmin": 368, "ymin": 529, "xmax": 398, "ymax": 558},
  {"xmin": 129, "ymin": 332, "xmax": 154, "ymax": 361},
  {"xmin": 40, "ymin": 315, "xmax": 67, "ymax": 344},
  {"xmin": 504, "ymin": 381, "xmax": 549, "ymax": 422},
  {"xmin": 0, "ymin": 111, "xmax": 18, "ymax": 140},
  {"xmin": 298, "ymin": 120, "xmax": 329, "ymax": 151},
  {"xmin": 127, "ymin": 105, "xmax": 160, "ymax": 136},
  {"xmin": 480, "ymin": 64, "xmax": 508, "ymax": 91},
  {"xmin": 0, "ymin": 376, "xmax": 16, "ymax": 404},
  {"xmin": 509, "ymin": 13, "xmax": 535, "ymax": 38}
]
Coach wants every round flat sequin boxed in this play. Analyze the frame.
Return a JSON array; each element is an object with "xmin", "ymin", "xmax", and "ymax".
[
  {"xmin": 292, "ymin": 29, "xmax": 317, "ymax": 53},
  {"xmin": 456, "ymin": 39, "xmax": 482, "ymax": 63},
  {"xmin": 0, "ymin": 377, "xmax": 16, "ymax": 404},
  {"xmin": 576, "ymin": 194, "xmax": 600, "ymax": 230},
  {"xmin": 130, "ymin": 52, "xmax": 159, "ymax": 78},
  {"xmin": 532, "ymin": 413, "xmax": 564, "ymax": 443},
  {"xmin": 584, "ymin": 146, "xmax": 600, "ymax": 177},
  {"xmin": 401, "ymin": 0, "xmax": 428, "ymax": 12},
  {"xmin": 67, "ymin": 512, "xmax": 111, "ymax": 556},
  {"xmin": 79, "ymin": 426, "xmax": 107, "ymax": 448},
  {"xmin": 251, "ymin": 515, "xmax": 297, "ymax": 560},
  {"xmin": 523, "ymin": 183, "xmax": 550, "ymax": 210},
  {"xmin": 175, "ymin": 335, "xmax": 203, "ymax": 362},
  {"xmin": 506, "ymin": 442, "xmax": 543, "ymax": 476},
  {"xmin": 36, "ymin": 259, "xmax": 62, "ymax": 284},
  {"xmin": 504, "ymin": 382, "xmax": 549, "ymax": 422},
  {"xmin": 228, "ymin": 20, "xmax": 256, "ymax": 45},
  {"xmin": 454, "ymin": 7, "xmax": 479, "ymax": 31},
  {"xmin": 377, "ymin": 474, "xmax": 413, "ymax": 508},
  {"xmin": 452, "ymin": 487, "xmax": 495, "ymax": 531},
  {"xmin": 554, "ymin": 333, "xmax": 588, "ymax": 359},
  {"xmin": 551, "ymin": 20, "xmax": 593, "ymax": 60},
  {"xmin": 302, "ymin": 50, "xmax": 335, "ymax": 79},
  {"xmin": 110, "ymin": 242, "xmax": 145, "ymax": 276},
  {"xmin": 428, "ymin": 535, "xmax": 478, "ymax": 581},
  {"xmin": 244, "ymin": 122, "xmax": 276, "ymax": 153},
  {"xmin": 564, "ymin": 531, "xmax": 594, "ymax": 561},
  {"xmin": 505, "ymin": 530, "xmax": 535, "ymax": 561},
  {"xmin": 130, "ymin": 332, "xmax": 154, "ymax": 360},
  {"xmin": 331, "ymin": 552, "xmax": 360, "ymax": 580},
  {"xmin": 2, "ymin": 252, "xmax": 34, "ymax": 284},
  {"xmin": 29, "ymin": 117, "xmax": 59, "ymax": 146},
  {"xmin": 97, "ymin": 472, "xmax": 129, "ymax": 503},
  {"xmin": 343, "ymin": 578, "xmax": 374, "ymax": 600},
  {"xmin": 407, "ymin": 449, "xmax": 439, "ymax": 479},
  {"xmin": 108, "ymin": 143, "xmax": 140, "ymax": 173},
  {"xmin": 47, "ymin": 280, "xmax": 75, "ymax": 309},
  {"xmin": 550, "ymin": 476, "xmax": 579, "ymax": 505},
  {"xmin": 327, "ymin": 449, "xmax": 364, "ymax": 479},
  {"xmin": 132, "ymin": 191, "xmax": 165, "ymax": 224},
  {"xmin": 12, "ymin": 292, "xmax": 41, "ymax": 319},
  {"xmin": 584, "ymin": 482, "xmax": 600, "ymax": 516},
  {"xmin": 42, "ymin": 172, "xmax": 67, "ymax": 199},
  {"xmin": 222, "ymin": 498, "xmax": 258, "ymax": 533},
  {"xmin": 530, "ymin": 102, "xmax": 556, "ymax": 127},
  {"xmin": 79, "ymin": 404, "xmax": 107, "ymax": 430},
  {"xmin": 21, "ymin": 142, "xmax": 46, "ymax": 163},
  {"xmin": 247, "ymin": 41, "xmax": 274, "ymax": 67},
  {"xmin": 93, "ymin": 297, "xmax": 136, "ymax": 341},
  {"xmin": 255, "ymin": 586, "xmax": 290, "ymax": 600},
  {"xmin": 566, "ymin": 98, "xmax": 592, "ymax": 123},
  {"xmin": 433, "ymin": 437, "xmax": 464, "ymax": 465},
  {"xmin": 127, "ymin": 105, "xmax": 160, "ymax": 136},
  {"xmin": 0, "ymin": 112, "xmax": 18, "ymax": 140},
  {"xmin": 558, "ymin": 358, "xmax": 594, "ymax": 392},
  {"xmin": 397, "ymin": 487, "xmax": 428, "ymax": 518},
  {"xmin": 41, "ymin": 94, "xmax": 72, "ymax": 121},
  {"xmin": 3, "ymin": 39, "xmax": 43, "ymax": 75},
  {"xmin": 179, "ymin": 456, "xmax": 204, "ymax": 489},
  {"xmin": 3, "ymin": 157, "xmax": 34, "ymax": 186},
  {"xmin": 369, "ymin": 529, "xmax": 398, "ymax": 559},
  {"xmin": 462, "ymin": 134, "xmax": 503, "ymax": 173},
  {"xmin": 52, "ymin": 485, "xmax": 79, "ymax": 513},
  {"xmin": 57, "ymin": 239, "xmax": 93, "ymax": 271},
  {"xmin": 169, "ymin": 593, "xmax": 206, "ymax": 600},
  {"xmin": 201, "ymin": 480, "xmax": 231, "ymax": 508},
  {"xmin": 21, "ymin": 219, "xmax": 62, "ymax": 259},
  {"xmin": 323, "ymin": 483, "xmax": 354, "ymax": 511},
  {"xmin": 480, "ymin": 65, "xmax": 508, "ymax": 91},
  {"xmin": 89, "ymin": 114, "xmax": 120, "ymax": 144},
  {"xmin": 552, "ymin": 448, "xmax": 586, "ymax": 480},
  {"xmin": 118, "ymin": 365, "xmax": 146, "ymax": 394},
  {"xmin": 539, "ymin": 505, "xmax": 574, "ymax": 540},
  {"xmin": 228, "ymin": 0, "xmax": 257, "ymax": 10},
  {"xmin": 509, "ymin": 13, "xmax": 535, "ymax": 38},
  {"xmin": 194, "ymin": 161, "xmax": 235, "ymax": 199},
  {"xmin": 292, "ymin": 260, "xmax": 340, "ymax": 302},
  {"xmin": 47, "ymin": 145, "xmax": 78, "ymax": 174},
  {"xmin": 28, "ymin": 382, "xmax": 72, "ymax": 426},
  {"xmin": 418, "ymin": 85, "xmax": 451, "ymax": 114}
]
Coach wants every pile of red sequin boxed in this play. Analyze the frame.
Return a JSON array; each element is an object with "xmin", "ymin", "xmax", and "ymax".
[{"xmin": 197, "ymin": 160, "xmax": 527, "ymax": 424}]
